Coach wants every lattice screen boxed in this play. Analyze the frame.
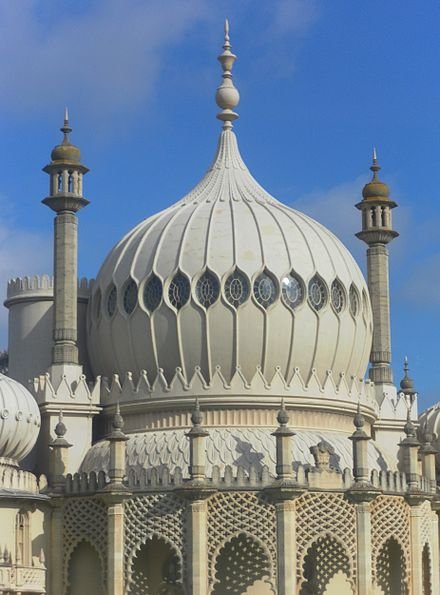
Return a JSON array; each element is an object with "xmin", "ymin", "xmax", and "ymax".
[
  {"xmin": 63, "ymin": 497, "xmax": 107, "ymax": 590},
  {"xmin": 124, "ymin": 494, "xmax": 186, "ymax": 591},
  {"xmin": 371, "ymin": 496, "xmax": 410, "ymax": 591},
  {"xmin": 296, "ymin": 492, "xmax": 356, "ymax": 590},
  {"xmin": 207, "ymin": 492, "xmax": 277, "ymax": 592}
]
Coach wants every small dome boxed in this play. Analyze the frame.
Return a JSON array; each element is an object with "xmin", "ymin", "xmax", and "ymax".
[
  {"xmin": 0, "ymin": 374, "xmax": 40, "ymax": 463},
  {"xmin": 51, "ymin": 141, "xmax": 81, "ymax": 164},
  {"xmin": 362, "ymin": 153, "xmax": 390, "ymax": 200}
]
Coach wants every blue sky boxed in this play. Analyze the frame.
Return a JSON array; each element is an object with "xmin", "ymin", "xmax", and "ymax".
[{"xmin": 0, "ymin": 0, "xmax": 439, "ymax": 410}]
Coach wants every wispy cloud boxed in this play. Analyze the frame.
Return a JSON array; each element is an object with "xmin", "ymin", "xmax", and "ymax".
[
  {"xmin": 0, "ymin": 194, "xmax": 51, "ymax": 346},
  {"xmin": 0, "ymin": 0, "xmax": 320, "ymax": 124},
  {"xmin": 0, "ymin": 0, "xmax": 209, "ymax": 121},
  {"xmin": 401, "ymin": 253, "xmax": 440, "ymax": 306}
]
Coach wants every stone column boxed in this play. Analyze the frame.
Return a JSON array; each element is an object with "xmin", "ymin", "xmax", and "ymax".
[
  {"xmin": 48, "ymin": 411, "xmax": 71, "ymax": 491},
  {"xmin": 49, "ymin": 501, "xmax": 64, "ymax": 595},
  {"xmin": 187, "ymin": 498, "xmax": 209, "ymax": 595},
  {"xmin": 106, "ymin": 498, "xmax": 125, "ymax": 595},
  {"xmin": 52, "ymin": 210, "xmax": 79, "ymax": 364},
  {"xmin": 431, "ymin": 500, "xmax": 440, "ymax": 594},
  {"xmin": 276, "ymin": 500, "xmax": 296, "ymax": 595},
  {"xmin": 408, "ymin": 502, "xmax": 424, "ymax": 594},
  {"xmin": 355, "ymin": 502, "xmax": 373, "ymax": 595}
]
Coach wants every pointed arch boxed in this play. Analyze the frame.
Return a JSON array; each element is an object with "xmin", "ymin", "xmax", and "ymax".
[
  {"xmin": 299, "ymin": 533, "xmax": 354, "ymax": 595},
  {"xmin": 375, "ymin": 536, "xmax": 408, "ymax": 595},
  {"xmin": 210, "ymin": 532, "xmax": 275, "ymax": 594},
  {"xmin": 67, "ymin": 540, "xmax": 105, "ymax": 595},
  {"xmin": 128, "ymin": 535, "xmax": 183, "ymax": 595}
]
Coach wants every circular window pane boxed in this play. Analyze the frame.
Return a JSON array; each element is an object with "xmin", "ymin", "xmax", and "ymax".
[
  {"xmin": 308, "ymin": 275, "xmax": 327, "ymax": 311},
  {"xmin": 107, "ymin": 285, "xmax": 117, "ymax": 317},
  {"xmin": 224, "ymin": 270, "xmax": 250, "ymax": 308},
  {"xmin": 349, "ymin": 285, "xmax": 360, "ymax": 316},
  {"xmin": 281, "ymin": 273, "xmax": 303, "ymax": 309},
  {"xmin": 123, "ymin": 279, "xmax": 138, "ymax": 315},
  {"xmin": 168, "ymin": 272, "xmax": 190, "ymax": 310},
  {"xmin": 196, "ymin": 271, "xmax": 220, "ymax": 308},
  {"xmin": 253, "ymin": 272, "xmax": 277, "ymax": 308},
  {"xmin": 331, "ymin": 279, "xmax": 346, "ymax": 313},
  {"xmin": 143, "ymin": 274, "xmax": 162, "ymax": 312}
]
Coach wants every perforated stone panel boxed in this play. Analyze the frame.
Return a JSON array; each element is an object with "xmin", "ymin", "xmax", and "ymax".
[
  {"xmin": 371, "ymin": 496, "xmax": 410, "ymax": 590},
  {"xmin": 296, "ymin": 492, "xmax": 356, "ymax": 590},
  {"xmin": 63, "ymin": 497, "xmax": 107, "ymax": 590},
  {"xmin": 207, "ymin": 492, "xmax": 277, "ymax": 591},
  {"xmin": 125, "ymin": 494, "xmax": 186, "ymax": 591}
]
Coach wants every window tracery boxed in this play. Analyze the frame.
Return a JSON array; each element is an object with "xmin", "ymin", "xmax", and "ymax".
[
  {"xmin": 107, "ymin": 285, "xmax": 117, "ymax": 318},
  {"xmin": 123, "ymin": 279, "xmax": 138, "ymax": 315},
  {"xmin": 331, "ymin": 279, "xmax": 346, "ymax": 313},
  {"xmin": 281, "ymin": 272, "xmax": 304, "ymax": 309},
  {"xmin": 224, "ymin": 270, "xmax": 251, "ymax": 308},
  {"xmin": 253, "ymin": 272, "xmax": 278, "ymax": 308},
  {"xmin": 143, "ymin": 274, "xmax": 162, "ymax": 312},
  {"xmin": 196, "ymin": 270, "xmax": 220, "ymax": 308},
  {"xmin": 168, "ymin": 272, "xmax": 190, "ymax": 310},
  {"xmin": 308, "ymin": 275, "xmax": 328, "ymax": 311}
]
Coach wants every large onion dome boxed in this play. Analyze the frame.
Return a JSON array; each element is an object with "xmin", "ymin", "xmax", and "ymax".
[
  {"xmin": 87, "ymin": 25, "xmax": 372, "ymax": 393},
  {"xmin": 0, "ymin": 374, "xmax": 40, "ymax": 463}
]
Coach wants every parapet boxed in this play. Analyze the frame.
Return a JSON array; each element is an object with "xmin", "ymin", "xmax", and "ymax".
[{"xmin": 5, "ymin": 275, "xmax": 94, "ymax": 305}]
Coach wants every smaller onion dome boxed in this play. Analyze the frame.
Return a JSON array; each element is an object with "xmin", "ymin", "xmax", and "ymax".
[
  {"xmin": 362, "ymin": 148, "xmax": 390, "ymax": 200},
  {"xmin": 400, "ymin": 357, "xmax": 416, "ymax": 396},
  {"xmin": 50, "ymin": 108, "xmax": 81, "ymax": 163},
  {"xmin": 0, "ymin": 374, "xmax": 40, "ymax": 464}
]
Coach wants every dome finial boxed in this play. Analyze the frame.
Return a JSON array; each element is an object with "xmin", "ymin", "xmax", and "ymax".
[
  {"xmin": 370, "ymin": 146, "xmax": 381, "ymax": 180},
  {"xmin": 60, "ymin": 107, "xmax": 72, "ymax": 143},
  {"xmin": 216, "ymin": 19, "xmax": 240, "ymax": 130}
]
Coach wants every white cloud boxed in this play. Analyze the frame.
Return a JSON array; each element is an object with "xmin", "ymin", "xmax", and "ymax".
[
  {"xmin": 0, "ymin": 0, "xmax": 209, "ymax": 121},
  {"xmin": 269, "ymin": 0, "xmax": 319, "ymax": 36},
  {"xmin": 0, "ymin": 194, "xmax": 51, "ymax": 346},
  {"xmin": 401, "ymin": 253, "xmax": 440, "ymax": 307}
]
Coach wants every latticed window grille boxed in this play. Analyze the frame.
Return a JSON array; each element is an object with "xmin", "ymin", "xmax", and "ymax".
[
  {"xmin": 349, "ymin": 284, "xmax": 360, "ymax": 316},
  {"xmin": 168, "ymin": 272, "xmax": 191, "ymax": 310},
  {"xmin": 371, "ymin": 496, "xmax": 411, "ymax": 592},
  {"xmin": 376, "ymin": 537, "xmax": 408, "ymax": 595},
  {"xmin": 143, "ymin": 274, "xmax": 162, "ymax": 312},
  {"xmin": 196, "ymin": 270, "xmax": 220, "ymax": 308},
  {"xmin": 331, "ymin": 279, "xmax": 346, "ymax": 313},
  {"xmin": 123, "ymin": 279, "xmax": 138, "ymax": 314},
  {"xmin": 107, "ymin": 284, "xmax": 117, "ymax": 317},
  {"xmin": 224, "ymin": 270, "xmax": 251, "ymax": 308},
  {"xmin": 63, "ymin": 498, "xmax": 108, "ymax": 590},
  {"xmin": 300, "ymin": 534, "xmax": 351, "ymax": 595},
  {"xmin": 308, "ymin": 275, "xmax": 328, "ymax": 311},
  {"xmin": 296, "ymin": 493, "xmax": 356, "ymax": 589},
  {"xmin": 207, "ymin": 492, "xmax": 277, "ymax": 591},
  {"xmin": 253, "ymin": 272, "xmax": 278, "ymax": 308},
  {"xmin": 212, "ymin": 533, "xmax": 272, "ymax": 594},
  {"xmin": 281, "ymin": 272, "xmax": 304, "ymax": 309}
]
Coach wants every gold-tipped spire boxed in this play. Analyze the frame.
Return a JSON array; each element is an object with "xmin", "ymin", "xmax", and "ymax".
[
  {"xmin": 361, "ymin": 147, "xmax": 390, "ymax": 200},
  {"xmin": 215, "ymin": 19, "xmax": 240, "ymax": 129}
]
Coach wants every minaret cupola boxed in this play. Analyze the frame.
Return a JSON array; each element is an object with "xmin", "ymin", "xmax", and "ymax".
[{"xmin": 43, "ymin": 108, "xmax": 89, "ymax": 208}]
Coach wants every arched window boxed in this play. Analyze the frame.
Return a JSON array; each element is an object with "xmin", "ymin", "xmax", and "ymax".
[
  {"xmin": 281, "ymin": 272, "xmax": 304, "ymax": 310},
  {"xmin": 57, "ymin": 172, "xmax": 63, "ymax": 192},
  {"xmin": 196, "ymin": 270, "xmax": 220, "ymax": 308},
  {"xmin": 212, "ymin": 533, "xmax": 273, "ymax": 595},
  {"xmin": 331, "ymin": 279, "xmax": 346, "ymax": 314},
  {"xmin": 68, "ymin": 541, "xmax": 105, "ymax": 595},
  {"xmin": 106, "ymin": 284, "xmax": 117, "ymax": 318},
  {"xmin": 308, "ymin": 275, "xmax": 328, "ymax": 312},
  {"xmin": 349, "ymin": 284, "xmax": 360, "ymax": 317},
  {"xmin": 422, "ymin": 543, "xmax": 432, "ymax": 595},
  {"xmin": 123, "ymin": 279, "xmax": 138, "ymax": 315},
  {"xmin": 15, "ymin": 511, "xmax": 30, "ymax": 566},
  {"xmin": 143, "ymin": 274, "xmax": 162, "ymax": 313},
  {"xmin": 376, "ymin": 537, "xmax": 408, "ymax": 595},
  {"xmin": 168, "ymin": 272, "xmax": 190, "ymax": 310},
  {"xmin": 300, "ymin": 534, "xmax": 353, "ymax": 594},
  {"xmin": 224, "ymin": 269, "xmax": 250, "ymax": 309},
  {"xmin": 253, "ymin": 271, "xmax": 278, "ymax": 309},
  {"xmin": 68, "ymin": 171, "xmax": 73, "ymax": 192},
  {"xmin": 129, "ymin": 537, "xmax": 183, "ymax": 595}
]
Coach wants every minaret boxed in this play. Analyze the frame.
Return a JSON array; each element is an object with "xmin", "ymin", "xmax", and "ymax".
[
  {"xmin": 356, "ymin": 150, "xmax": 398, "ymax": 387},
  {"xmin": 42, "ymin": 109, "xmax": 89, "ymax": 369},
  {"xmin": 35, "ymin": 111, "xmax": 99, "ymax": 477}
]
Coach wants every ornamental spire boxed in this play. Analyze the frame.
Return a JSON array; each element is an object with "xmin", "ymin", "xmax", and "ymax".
[
  {"xmin": 216, "ymin": 19, "xmax": 240, "ymax": 129},
  {"xmin": 61, "ymin": 106, "xmax": 72, "ymax": 143},
  {"xmin": 370, "ymin": 146, "xmax": 381, "ymax": 181}
]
